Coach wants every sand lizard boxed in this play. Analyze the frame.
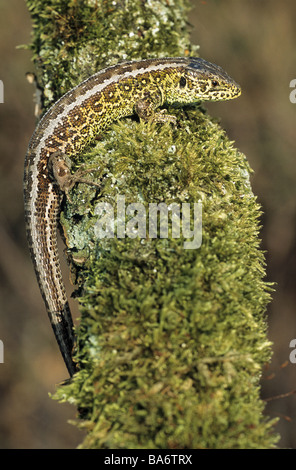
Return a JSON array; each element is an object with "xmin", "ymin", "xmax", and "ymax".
[{"xmin": 24, "ymin": 57, "xmax": 241, "ymax": 376}]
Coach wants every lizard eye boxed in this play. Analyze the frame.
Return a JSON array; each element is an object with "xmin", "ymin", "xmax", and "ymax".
[
  {"xmin": 211, "ymin": 80, "xmax": 219, "ymax": 87},
  {"xmin": 179, "ymin": 76, "xmax": 187, "ymax": 88}
]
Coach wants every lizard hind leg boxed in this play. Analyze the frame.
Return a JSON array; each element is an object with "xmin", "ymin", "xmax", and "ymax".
[{"xmin": 48, "ymin": 151, "xmax": 102, "ymax": 202}]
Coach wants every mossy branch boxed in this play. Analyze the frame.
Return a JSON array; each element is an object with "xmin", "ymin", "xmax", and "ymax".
[{"xmin": 26, "ymin": 0, "xmax": 279, "ymax": 449}]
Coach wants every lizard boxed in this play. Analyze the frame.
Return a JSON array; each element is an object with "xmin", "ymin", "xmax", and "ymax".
[{"xmin": 24, "ymin": 57, "xmax": 241, "ymax": 376}]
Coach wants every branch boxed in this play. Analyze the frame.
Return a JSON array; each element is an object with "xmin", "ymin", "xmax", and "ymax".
[{"xmin": 26, "ymin": 0, "xmax": 279, "ymax": 449}]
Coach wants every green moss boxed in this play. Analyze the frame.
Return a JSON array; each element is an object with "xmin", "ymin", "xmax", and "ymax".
[
  {"xmin": 26, "ymin": 0, "xmax": 279, "ymax": 449},
  {"xmin": 26, "ymin": 0, "xmax": 195, "ymax": 108},
  {"xmin": 56, "ymin": 110, "xmax": 278, "ymax": 449}
]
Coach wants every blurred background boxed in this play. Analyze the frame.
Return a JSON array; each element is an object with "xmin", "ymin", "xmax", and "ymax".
[{"xmin": 0, "ymin": 0, "xmax": 295, "ymax": 448}]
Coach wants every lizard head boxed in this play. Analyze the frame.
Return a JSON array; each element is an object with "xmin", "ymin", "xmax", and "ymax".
[{"xmin": 165, "ymin": 57, "xmax": 241, "ymax": 104}]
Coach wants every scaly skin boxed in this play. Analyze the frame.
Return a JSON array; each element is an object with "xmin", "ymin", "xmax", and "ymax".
[{"xmin": 23, "ymin": 57, "xmax": 241, "ymax": 376}]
